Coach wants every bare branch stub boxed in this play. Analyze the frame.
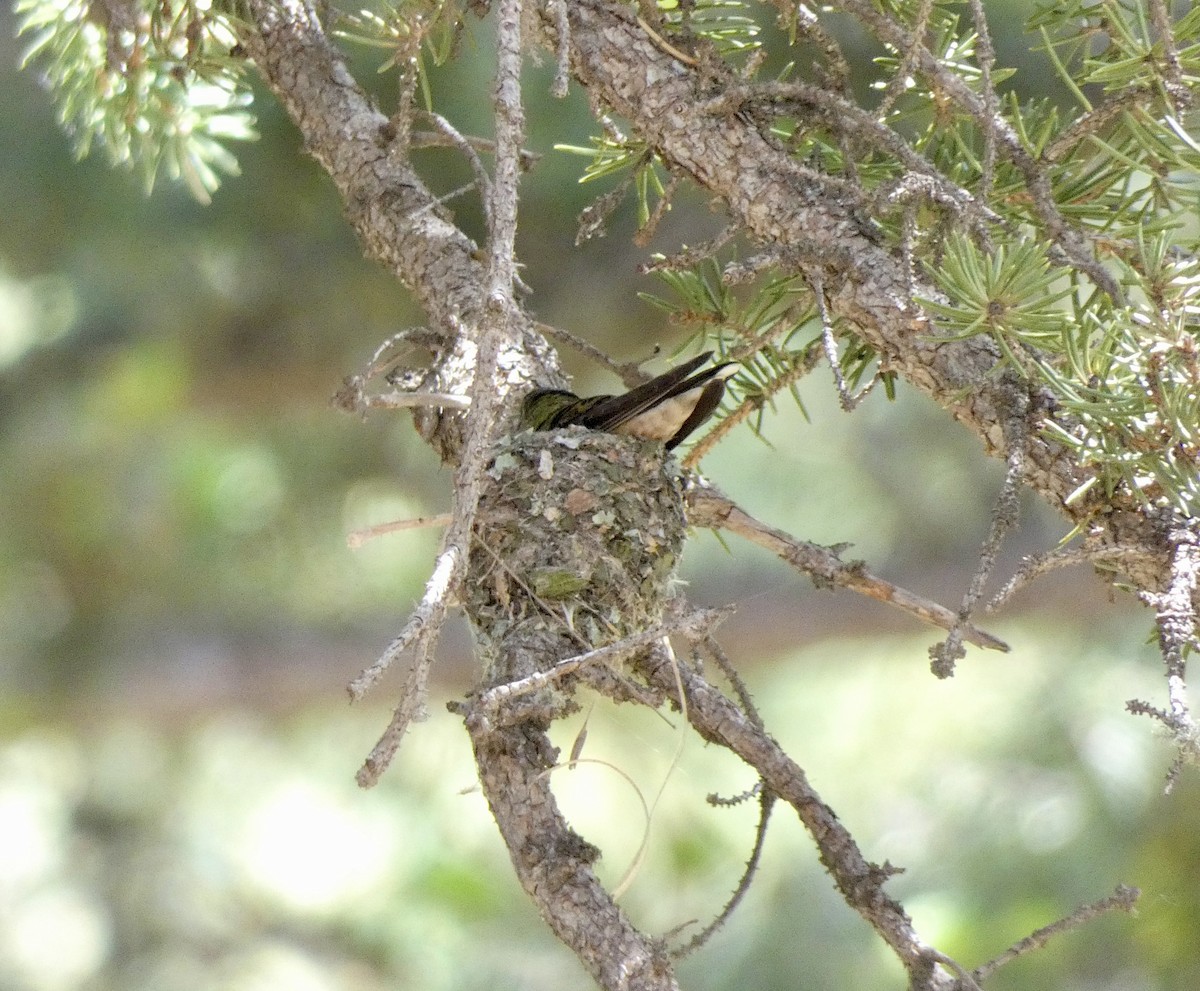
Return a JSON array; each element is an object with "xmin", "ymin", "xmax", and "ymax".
[{"xmin": 672, "ymin": 787, "xmax": 776, "ymax": 958}]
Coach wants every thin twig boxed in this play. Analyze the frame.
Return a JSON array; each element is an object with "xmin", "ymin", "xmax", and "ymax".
[
  {"xmin": 364, "ymin": 390, "xmax": 472, "ymax": 412},
  {"xmin": 488, "ymin": 0, "xmax": 524, "ymax": 289},
  {"xmin": 347, "ymin": 513, "xmax": 453, "ymax": 548},
  {"xmin": 785, "ymin": 0, "xmax": 852, "ymax": 95},
  {"xmin": 422, "ymin": 110, "xmax": 495, "ymax": 235},
  {"xmin": 574, "ymin": 166, "xmax": 644, "ymax": 245},
  {"xmin": 1146, "ymin": 0, "xmax": 1188, "ymax": 108},
  {"xmin": 686, "ymin": 482, "xmax": 1009, "ymax": 652},
  {"xmin": 472, "ymin": 609, "xmax": 728, "ymax": 727},
  {"xmin": 721, "ymin": 248, "xmax": 787, "ymax": 285},
  {"xmin": 973, "ymin": 885, "xmax": 1141, "ymax": 983},
  {"xmin": 362, "ymin": 327, "xmax": 435, "ymax": 379},
  {"xmin": 965, "ymin": 0, "xmax": 998, "ymax": 200},
  {"xmin": 987, "ymin": 542, "xmax": 1097, "ymax": 611},
  {"xmin": 535, "ymin": 322, "xmax": 644, "ymax": 384},
  {"xmin": 349, "ymin": 546, "xmax": 458, "ymax": 702},
  {"xmin": 922, "ymin": 947, "xmax": 983, "ymax": 991},
  {"xmin": 636, "ymin": 14, "xmax": 699, "ymax": 67},
  {"xmin": 634, "ymin": 174, "xmax": 680, "ymax": 247},
  {"xmin": 672, "ymin": 788, "xmax": 776, "ymax": 957},
  {"xmin": 873, "ymin": 0, "xmax": 934, "ymax": 121},
  {"xmin": 410, "ymin": 129, "xmax": 541, "ymax": 169},
  {"xmin": 354, "ymin": 544, "xmax": 462, "ymax": 786},
  {"xmin": 638, "ymin": 223, "xmax": 741, "ymax": 275},
  {"xmin": 810, "ymin": 266, "xmax": 877, "ymax": 412},
  {"xmin": 931, "ymin": 430, "xmax": 1026, "ymax": 676},
  {"xmin": 702, "ymin": 635, "xmax": 763, "ymax": 729},
  {"xmin": 1043, "ymin": 91, "xmax": 1154, "ymax": 163}
]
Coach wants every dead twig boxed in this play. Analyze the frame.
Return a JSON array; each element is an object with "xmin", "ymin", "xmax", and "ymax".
[
  {"xmin": 973, "ymin": 885, "xmax": 1141, "ymax": 983},
  {"xmin": 347, "ymin": 513, "xmax": 453, "ymax": 548},
  {"xmin": 686, "ymin": 482, "xmax": 1009, "ymax": 653}
]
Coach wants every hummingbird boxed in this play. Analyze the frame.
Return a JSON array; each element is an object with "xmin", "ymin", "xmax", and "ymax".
[{"xmin": 521, "ymin": 352, "xmax": 736, "ymax": 450}]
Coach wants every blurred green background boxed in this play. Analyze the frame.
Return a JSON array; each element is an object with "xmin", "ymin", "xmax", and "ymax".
[{"xmin": 2, "ymin": 3, "xmax": 1197, "ymax": 990}]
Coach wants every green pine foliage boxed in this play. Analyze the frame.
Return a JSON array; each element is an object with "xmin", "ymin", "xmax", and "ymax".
[
  {"xmin": 334, "ymin": 0, "xmax": 465, "ymax": 101},
  {"xmin": 16, "ymin": 0, "xmax": 1199, "ymax": 514},
  {"xmin": 655, "ymin": 0, "xmax": 761, "ymax": 55},
  {"xmin": 16, "ymin": 0, "xmax": 256, "ymax": 202},
  {"xmin": 562, "ymin": 0, "xmax": 1200, "ymax": 517}
]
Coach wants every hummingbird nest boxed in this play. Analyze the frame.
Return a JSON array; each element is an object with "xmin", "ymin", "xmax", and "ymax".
[{"xmin": 465, "ymin": 427, "xmax": 690, "ymax": 694}]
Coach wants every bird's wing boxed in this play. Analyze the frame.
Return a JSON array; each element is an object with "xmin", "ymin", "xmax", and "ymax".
[{"xmin": 570, "ymin": 352, "xmax": 714, "ymax": 432}]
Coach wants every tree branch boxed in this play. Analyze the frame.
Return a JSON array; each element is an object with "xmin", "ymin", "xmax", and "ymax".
[
  {"xmin": 541, "ymin": 0, "xmax": 1172, "ymax": 599},
  {"xmin": 687, "ymin": 482, "xmax": 1010, "ymax": 653},
  {"xmin": 633, "ymin": 646, "xmax": 962, "ymax": 989}
]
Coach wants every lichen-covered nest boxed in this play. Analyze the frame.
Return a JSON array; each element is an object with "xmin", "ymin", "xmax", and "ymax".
[{"xmin": 465, "ymin": 428, "xmax": 689, "ymax": 686}]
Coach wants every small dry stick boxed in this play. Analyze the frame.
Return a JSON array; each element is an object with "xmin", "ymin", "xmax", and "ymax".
[
  {"xmin": 809, "ymin": 266, "xmax": 878, "ymax": 412},
  {"xmin": 410, "ymin": 130, "xmax": 541, "ymax": 169},
  {"xmin": 922, "ymin": 947, "xmax": 982, "ymax": 991},
  {"xmin": 350, "ymin": 545, "xmax": 460, "ymax": 702},
  {"xmin": 1044, "ymin": 93, "xmax": 1151, "ymax": 163},
  {"xmin": 634, "ymin": 174, "xmax": 680, "ymax": 247},
  {"xmin": 638, "ymin": 223, "xmax": 741, "ymax": 275},
  {"xmin": 363, "ymin": 390, "xmax": 471, "ymax": 413},
  {"xmin": 422, "ymin": 110, "xmax": 494, "ymax": 234},
  {"xmin": 362, "ymin": 327, "xmax": 434, "ymax": 379},
  {"xmin": 574, "ymin": 168, "xmax": 644, "ymax": 245},
  {"xmin": 547, "ymin": 0, "xmax": 571, "ymax": 98},
  {"xmin": 347, "ymin": 513, "xmax": 453, "ymax": 548},
  {"xmin": 687, "ymin": 483, "xmax": 1009, "ymax": 652},
  {"xmin": 973, "ymin": 885, "xmax": 1141, "ymax": 983},
  {"xmin": 873, "ymin": 0, "xmax": 935, "ymax": 120},
  {"xmin": 987, "ymin": 542, "xmax": 1100, "ymax": 611},
  {"xmin": 965, "ymin": 0, "xmax": 999, "ymax": 199},
  {"xmin": 931, "ymin": 438, "xmax": 1024, "ymax": 676},
  {"xmin": 471, "ymin": 608, "xmax": 731, "ymax": 724},
  {"xmin": 702, "ymin": 635, "xmax": 763, "ymax": 729},
  {"xmin": 1146, "ymin": 0, "xmax": 1187, "ymax": 106},
  {"xmin": 635, "ymin": 14, "xmax": 699, "ymax": 67},
  {"xmin": 535, "ymin": 321, "xmax": 643, "ymax": 384},
  {"xmin": 721, "ymin": 248, "xmax": 786, "ymax": 285},
  {"xmin": 672, "ymin": 787, "xmax": 776, "ymax": 958},
  {"xmin": 355, "ymin": 547, "xmax": 466, "ymax": 787}
]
